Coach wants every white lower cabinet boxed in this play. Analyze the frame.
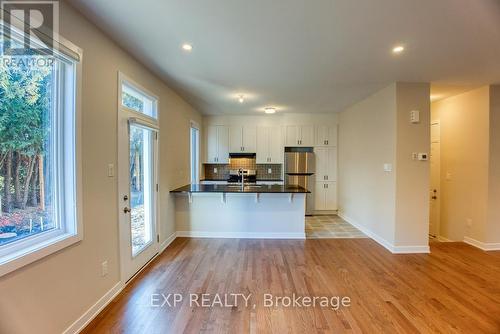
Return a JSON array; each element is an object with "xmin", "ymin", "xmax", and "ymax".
[{"xmin": 315, "ymin": 182, "xmax": 337, "ymax": 211}]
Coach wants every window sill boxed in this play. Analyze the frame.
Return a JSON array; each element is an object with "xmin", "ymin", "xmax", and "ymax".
[{"xmin": 0, "ymin": 232, "xmax": 82, "ymax": 277}]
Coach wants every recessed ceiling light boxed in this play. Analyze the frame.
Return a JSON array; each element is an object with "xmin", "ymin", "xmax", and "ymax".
[
  {"xmin": 182, "ymin": 43, "xmax": 193, "ymax": 52},
  {"xmin": 264, "ymin": 107, "xmax": 276, "ymax": 114},
  {"xmin": 392, "ymin": 45, "xmax": 405, "ymax": 54},
  {"xmin": 238, "ymin": 95, "xmax": 245, "ymax": 103}
]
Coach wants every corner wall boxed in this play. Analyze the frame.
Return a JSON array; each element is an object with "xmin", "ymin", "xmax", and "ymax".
[
  {"xmin": 394, "ymin": 83, "xmax": 430, "ymax": 248},
  {"xmin": 338, "ymin": 84, "xmax": 397, "ymax": 247},
  {"xmin": 0, "ymin": 2, "xmax": 202, "ymax": 334},
  {"xmin": 338, "ymin": 83, "xmax": 430, "ymax": 252},
  {"xmin": 487, "ymin": 85, "xmax": 500, "ymax": 244}
]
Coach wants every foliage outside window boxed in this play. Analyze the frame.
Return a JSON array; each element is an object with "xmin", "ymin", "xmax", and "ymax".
[{"xmin": 0, "ymin": 29, "xmax": 81, "ymax": 276}]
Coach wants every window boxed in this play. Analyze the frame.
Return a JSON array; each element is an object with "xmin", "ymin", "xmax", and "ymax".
[
  {"xmin": 121, "ymin": 80, "xmax": 157, "ymax": 119},
  {"xmin": 0, "ymin": 25, "xmax": 82, "ymax": 276},
  {"xmin": 190, "ymin": 123, "xmax": 200, "ymax": 183}
]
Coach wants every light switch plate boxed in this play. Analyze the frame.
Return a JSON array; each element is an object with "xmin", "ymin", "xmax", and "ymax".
[
  {"xmin": 383, "ymin": 163, "xmax": 393, "ymax": 172},
  {"xmin": 268, "ymin": 168, "xmax": 272, "ymax": 174},
  {"xmin": 410, "ymin": 110, "xmax": 420, "ymax": 124},
  {"xmin": 107, "ymin": 164, "xmax": 115, "ymax": 177},
  {"xmin": 214, "ymin": 168, "xmax": 218, "ymax": 174}
]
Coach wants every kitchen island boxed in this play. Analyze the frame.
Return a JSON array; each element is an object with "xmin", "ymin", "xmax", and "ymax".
[{"xmin": 170, "ymin": 184, "xmax": 309, "ymax": 239}]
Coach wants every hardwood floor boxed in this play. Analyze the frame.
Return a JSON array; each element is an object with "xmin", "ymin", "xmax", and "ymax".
[{"xmin": 83, "ymin": 238, "xmax": 500, "ymax": 333}]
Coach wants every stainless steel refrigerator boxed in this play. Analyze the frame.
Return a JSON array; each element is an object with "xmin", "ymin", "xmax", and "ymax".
[{"xmin": 284, "ymin": 147, "xmax": 315, "ymax": 215}]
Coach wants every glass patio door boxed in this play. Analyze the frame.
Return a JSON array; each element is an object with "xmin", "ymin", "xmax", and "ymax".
[
  {"xmin": 118, "ymin": 74, "xmax": 159, "ymax": 282},
  {"xmin": 128, "ymin": 125, "xmax": 155, "ymax": 256}
]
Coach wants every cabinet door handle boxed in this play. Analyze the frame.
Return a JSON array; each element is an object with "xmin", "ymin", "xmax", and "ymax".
[
  {"xmin": 326, "ymin": 184, "xmax": 328, "ymax": 189},
  {"xmin": 326, "ymin": 140, "xmax": 329, "ymax": 145},
  {"xmin": 326, "ymin": 175, "xmax": 328, "ymax": 180},
  {"xmin": 324, "ymin": 140, "xmax": 327, "ymax": 145}
]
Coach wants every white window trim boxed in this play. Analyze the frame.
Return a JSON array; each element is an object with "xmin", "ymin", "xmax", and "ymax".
[
  {"xmin": 190, "ymin": 121, "xmax": 200, "ymax": 183},
  {"xmin": 119, "ymin": 74, "xmax": 159, "ymax": 122},
  {"xmin": 117, "ymin": 72, "xmax": 160, "ymax": 282},
  {"xmin": 0, "ymin": 35, "xmax": 83, "ymax": 277}
]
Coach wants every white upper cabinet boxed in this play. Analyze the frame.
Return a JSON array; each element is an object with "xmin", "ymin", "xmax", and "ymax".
[
  {"xmin": 269, "ymin": 126, "xmax": 283, "ymax": 163},
  {"xmin": 315, "ymin": 147, "xmax": 337, "ymax": 181},
  {"xmin": 315, "ymin": 125, "xmax": 338, "ymax": 146},
  {"xmin": 205, "ymin": 125, "xmax": 229, "ymax": 163},
  {"xmin": 257, "ymin": 126, "xmax": 283, "ymax": 163},
  {"xmin": 285, "ymin": 125, "xmax": 314, "ymax": 146},
  {"xmin": 229, "ymin": 125, "xmax": 256, "ymax": 153}
]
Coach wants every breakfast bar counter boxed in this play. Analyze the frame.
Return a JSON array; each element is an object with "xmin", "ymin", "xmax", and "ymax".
[{"xmin": 170, "ymin": 184, "xmax": 308, "ymax": 239}]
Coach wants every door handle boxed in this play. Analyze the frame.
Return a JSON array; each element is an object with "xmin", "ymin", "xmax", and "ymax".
[
  {"xmin": 123, "ymin": 207, "xmax": 131, "ymax": 214},
  {"xmin": 123, "ymin": 195, "xmax": 129, "ymax": 201}
]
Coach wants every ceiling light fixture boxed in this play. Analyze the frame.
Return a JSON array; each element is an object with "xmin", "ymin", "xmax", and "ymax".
[
  {"xmin": 392, "ymin": 45, "xmax": 405, "ymax": 54},
  {"xmin": 182, "ymin": 43, "xmax": 193, "ymax": 52},
  {"xmin": 238, "ymin": 95, "xmax": 245, "ymax": 103},
  {"xmin": 264, "ymin": 107, "xmax": 276, "ymax": 114}
]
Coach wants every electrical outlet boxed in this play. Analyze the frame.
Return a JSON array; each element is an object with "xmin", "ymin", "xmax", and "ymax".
[
  {"xmin": 101, "ymin": 260, "xmax": 108, "ymax": 277},
  {"xmin": 268, "ymin": 168, "xmax": 272, "ymax": 174},
  {"xmin": 214, "ymin": 168, "xmax": 218, "ymax": 174},
  {"xmin": 466, "ymin": 219, "xmax": 472, "ymax": 228},
  {"xmin": 446, "ymin": 172, "xmax": 452, "ymax": 181}
]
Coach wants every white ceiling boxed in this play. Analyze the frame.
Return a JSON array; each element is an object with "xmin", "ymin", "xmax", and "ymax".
[{"xmin": 68, "ymin": 0, "xmax": 500, "ymax": 115}]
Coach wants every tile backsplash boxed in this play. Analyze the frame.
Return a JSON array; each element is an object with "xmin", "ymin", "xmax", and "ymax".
[{"xmin": 204, "ymin": 160, "xmax": 282, "ymax": 181}]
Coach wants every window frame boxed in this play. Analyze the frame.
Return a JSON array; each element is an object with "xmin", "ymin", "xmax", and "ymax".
[
  {"xmin": 120, "ymin": 77, "xmax": 158, "ymax": 121},
  {"xmin": 0, "ymin": 33, "xmax": 83, "ymax": 277},
  {"xmin": 190, "ymin": 121, "xmax": 200, "ymax": 184}
]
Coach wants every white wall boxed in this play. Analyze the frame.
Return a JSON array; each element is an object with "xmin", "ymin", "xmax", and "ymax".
[
  {"xmin": 203, "ymin": 113, "xmax": 338, "ymax": 127},
  {"xmin": 487, "ymin": 85, "xmax": 500, "ymax": 244},
  {"xmin": 338, "ymin": 83, "xmax": 430, "ymax": 252},
  {"xmin": 431, "ymin": 87, "xmax": 490, "ymax": 242},
  {"xmin": 0, "ymin": 2, "xmax": 202, "ymax": 334},
  {"xmin": 338, "ymin": 84, "xmax": 397, "ymax": 246},
  {"xmin": 394, "ymin": 83, "xmax": 431, "ymax": 248}
]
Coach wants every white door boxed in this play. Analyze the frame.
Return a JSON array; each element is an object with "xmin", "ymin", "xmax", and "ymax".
[
  {"xmin": 229, "ymin": 125, "xmax": 243, "ymax": 153},
  {"xmin": 327, "ymin": 147, "xmax": 338, "ymax": 181},
  {"xmin": 118, "ymin": 82, "xmax": 159, "ymax": 282},
  {"xmin": 429, "ymin": 121, "xmax": 441, "ymax": 237},
  {"xmin": 315, "ymin": 126, "xmax": 328, "ymax": 146},
  {"xmin": 217, "ymin": 126, "xmax": 230, "ymax": 163},
  {"xmin": 242, "ymin": 126, "xmax": 257, "ymax": 152},
  {"xmin": 256, "ymin": 126, "xmax": 269, "ymax": 163},
  {"xmin": 315, "ymin": 147, "xmax": 328, "ymax": 181},
  {"xmin": 300, "ymin": 125, "xmax": 314, "ymax": 146},
  {"xmin": 206, "ymin": 125, "xmax": 218, "ymax": 163},
  {"xmin": 325, "ymin": 182, "xmax": 337, "ymax": 210},
  {"xmin": 328, "ymin": 125, "xmax": 338, "ymax": 146},
  {"xmin": 269, "ymin": 126, "xmax": 283, "ymax": 163},
  {"xmin": 315, "ymin": 182, "xmax": 326, "ymax": 210},
  {"xmin": 285, "ymin": 125, "xmax": 299, "ymax": 146}
]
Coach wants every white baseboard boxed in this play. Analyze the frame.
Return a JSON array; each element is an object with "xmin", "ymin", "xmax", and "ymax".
[
  {"xmin": 392, "ymin": 245, "xmax": 430, "ymax": 254},
  {"xmin": 176, "ymin": 231, "xmax": 306, "ymax": 239},
  {"xmin": 437, "ymin": 235, "xmax": 453, "ymax": 242},
  {"xmin": 338, "ymin": 213, "xmax": 430, "ymax": 254},
  {"xmin": 159, "ymin": 232, "xmax": 177, "ymax": 253},
  {"xmin": 463, "ymin": 237, "xmax": 500, "ymax": 251},
  {"xmin": 62, "ymin": 281, "xmax": 124, "ymax": 334}
]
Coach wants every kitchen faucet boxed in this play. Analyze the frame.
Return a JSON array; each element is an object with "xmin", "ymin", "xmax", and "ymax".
[{"xmin": 238, "ymin": 168, "xmax": 245, "ymax": 190}]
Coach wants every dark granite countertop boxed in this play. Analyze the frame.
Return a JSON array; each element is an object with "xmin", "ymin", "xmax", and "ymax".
[
  {"xmin": 170, "ymin": 184, "xmax": 309, "ymax": 194},
  {"xmin": 200, "ymin": 179, "xmax": 284, "ymax": 182}
]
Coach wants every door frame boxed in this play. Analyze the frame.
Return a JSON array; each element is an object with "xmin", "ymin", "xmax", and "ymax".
[
  {"xmin": 117, "ymin": 72, "xmax": 160, "ymax": 283},
  {"xmin": 429, "ymin": 120, "xmax": 441, "ymax": 238}
]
